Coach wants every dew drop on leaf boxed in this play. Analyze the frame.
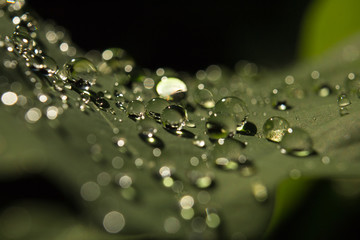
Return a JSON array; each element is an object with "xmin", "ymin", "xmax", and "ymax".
[
  {"xmin": 193, "ymin": 88, "xmax": 215, "ymax": 109},
  {"xmin": 263, "ymin": 116, "xmax": 290, "ymax": 142},
  {"xmin": 61, "ymin": 58, "xmax": 97, "ymax": 85},
  {"xmin": 337, "ymin": 93, "xmax": 351, "ymax": 107},
  {"xmin": 156, "ymin": 77, "xmax": 187, "ymax": 101},
  {"xmin": 145, "ymin": 97, "xmax": 169, "ymax": 121},
  {"xmin": 161, "ymin": 105, "xmax": 187, "ymax": 130},
  {"xmin": 214, "ymin": 97, "xmax": 249, "ymax": 131},
  {"xmin": 280, "ymin": 127, "xmax": 314, "ymax": 157},
  {"xmin": 127, "ymin": 100, "xmax": 145, "ymax": 120}
]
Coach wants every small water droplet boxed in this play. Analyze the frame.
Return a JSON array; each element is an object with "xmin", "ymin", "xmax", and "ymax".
[
  {"xmin": 193, "ymin": 88, "xmax": 215, "ymax": 108},
  {"xmin": 95, "ymin": 96, "xmax": 110, "ymax": 110},
  {"xmin": 127, "ymin": 100, "xmax": 145, "ymax": 120},
  {"xmin": 26, "ymin": 54, "xmax": 58, "ymax": 76},
  {"xmin": 161, "ymin": 105, "xmax": 187, "ymax": 130},
  {"xmin": 193, "ymin": 136, "xmax": 206, "ymax": 148},
  {"xmin": 337, "ymin": 93, "xmax": 351, "ymax": 107},
  {"xmin": 280, "ymin": 127, "xmax": 314, "ymax": 157},
  {"xmin": 145, "ymin": 97, "xmax": 169, "ymax": 121},
  {"xmin": 263, "ymin": 116, "xmax": 290, "ymax": 142},
  {"xmin": 61, "ymin": 58, "xmax": 97, "ymax": 85},
  {"xmin": 213, "ymin": 139, "xmax": 247, "ymax": 171},
  {"xmin": 316, "ymin": 84, "xmax": 332, "ymax": 97},
  {"xmin": 156, "ymin": 77, "xmax": 187, "ymax": 101},
  {"xmin": 214, "ymin": 97, "xmax": 249, "ymax": 131}
]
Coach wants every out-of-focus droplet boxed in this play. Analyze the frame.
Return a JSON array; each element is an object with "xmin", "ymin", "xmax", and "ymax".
[
  {"xmin": 156, "ymin": 77, "xmax": 187, "ymax": 101},
  {"xmin": 80, "ymin": 181, "xmax": 101, "ymax": 201},
  {"xmin": 1, "ymin": 91, "xmax": 18, "ymax": 106},
  {"xmin": 193, "ymin": 88, "xmax": 215, "ymax": 108},
  {"xmin": 280, "ymin": 127, "xmax": 314, "ymax": 157},
  {"xmin": 103, "ymin": 211, "xmax": 126, "ymax": 233},
  {"xmin": 263, "ymin": 116, "xmax": 290, "ymax": 142},
  {"xmin": 251, "ymin": 181, "xmax": 268, "ymax": 202}
]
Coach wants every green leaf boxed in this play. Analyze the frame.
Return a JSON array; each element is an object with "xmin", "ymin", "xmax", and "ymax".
[
  {"xmin": 2, "ymin": 2, "xmax": 360, "ymax": 240},
  {"xmin": 299, "ymin": 0, "xmax": 360, "ymax": 59}
]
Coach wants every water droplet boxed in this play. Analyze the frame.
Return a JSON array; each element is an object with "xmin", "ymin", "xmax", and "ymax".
[
  {"xmin": 189, "ymin": 171, "xmax": 214, "ymax": 189},
  {"xmin": 127, "ymin": 100, "xmax": 145, "ymax": 120},
  {"xmin": 337, "ymin": 93, "xmax": 351, "ymax": 107},
  {"xmin": 161, "ymin": 105, "xmax": 187, "ymax": 130},
  {"xmin": 137, "ymin": 117, "xmax": 164, "ymax": 148},
  {"xmin": 345, "ymin": 72, "xmax": 360, "ymax": 95},
  {"xmin": 179, "ymin": 195, "xmax": 195, "ymax": 209},
  {"xmin": 280, "ymin": 127, "xmax": 314, "ymax": 157},
  {"xmin": 214, "ymin": 97, "xmax": 249, "ymax": 131},
  {"xmin": 26, "ymin": 54, "xmax": 58, "ymax": 76},
  {"xmin": 1, "ymin": 91, "xmax": 18, "ymax": 106},
  {"xmin": 95, "ymin": 96, "xmax": 110, "ymax": 110},
  {"xmin": 100, "ymin": 48, "xmax": 135, "ymax": 74},
  {"xmin": 251, "ymin": 181, "xmax": 268, "ymax": 202},
  {"xmin": 193, "ymin": 136, "xmax": 206, "ymax": 148},
  {"xmin": 213, "ymin": 139, "xmax": 247, "ymax": 171},
  {"xmin": 61, "ymin": 58, "xmax": 97, "ymax": 85},
  {"xmin": 239, "ymin": 121, "xmax": 257, "ymax": 136},
  {"xmin": 25, "ymin": 107, "xmax": 41, "ymax": 123},
  {"xmin": 316, "ymin": 84, "xmax": 332, "ymax": 97},
  {"xmin": 205, "ymin": 211, "xmax": 221, "ymax": 229},
  {"xmin": 339, "ymin": 107, "xmax": 349, "ymax": 116},
  {"xmin": 193, "ymin": 88, "xmax": 215, "ymax": 108},
  {"xmin": 205, "ymin": 114, "xmax": 237, "ymax": 140},
  {"xmin": 273, "ymin": 100, "xmax": 291, "ymax": 111},
  {"xmin": 103, "ymin": 211, "xmax": 126, "ymax": 233},
  {"xmin": 156, "ymin": 77, "xmax": 187, "ymax": 101},
  {"xmin": 164, "ymin": 217, "xmax": 181, "ymax": 234},
  {"xmin": 11, "ymin": 31, "xmax": 36, "ymax": 54},
  {"xmin": 145, "ymin": 97, "xmax": 169, "ymax": 121},
  {"xmin": 80, "ymin": 181, "xmax": 100, "ymax": 201},
  {"xmin": 263, "ymin": 116, "xmax": 290, "ymax": 142}
]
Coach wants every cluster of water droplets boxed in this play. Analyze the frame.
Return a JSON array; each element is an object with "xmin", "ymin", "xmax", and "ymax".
[{"xmin": 1, "ymin": 1, "xmax": 359, "ymax": 238}]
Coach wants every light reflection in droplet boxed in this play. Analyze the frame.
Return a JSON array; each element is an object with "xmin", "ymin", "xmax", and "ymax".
[
  {"xmin": 1, "ymin": 91, "xmax": 18, "ymax": 106},
  {"xmin": 46, "ymin": 106, "xmax": 58, "ymax": 120},
  {"xmin": 25, "ymin": 107, "xmax": 41, "ymax": 123},
  {"xmin": 164, "ymin": 217, "xmax": 180, "ymax": 234},
  {"xmin": 179, "ymin": 195, "xmax": 194, "ymax": 209},
  {"xmin": 119, "ymin": 175, "xmax": 132, "ymax": 188},
  {"xmin": 80, "ymin": 181, "xmax": 101, "ymax": 201},
  {"xmin": 103, "ymin": 211, "xmax": 126, "ymax": 233}
]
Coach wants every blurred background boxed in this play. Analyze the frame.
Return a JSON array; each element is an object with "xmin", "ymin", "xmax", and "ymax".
[{"xmin": 29, "ymin": 0, "xmax": 312, "ymax": 72}]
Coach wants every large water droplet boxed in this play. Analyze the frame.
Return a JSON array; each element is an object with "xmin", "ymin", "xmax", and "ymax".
[
  {"xmin": 263, "ymin": 116, "xmax": 290, "ymax": 142},
  {"xmin": 145, "ymin": 97, "xmax": 169, "ymax": 122},
  {"xmin": 127, "ymin": 100, "xmax": 145, "ymax": 120},
  {"xmin": 156, "ymin": 77, "xmax": 187, "ymax": 101},
  {"xmin": 214, "ymin": 97, "xmax": 249, "ymax": 131},
  {"xmin": 205, "ymin": 114, "xmax": 237, "ymax": 140},
  {"xmin": 62, "ymin": 58, "xmax": 97, "ymax": 85},
  {"xmin": 280, "ymin": 127, "xmax": 314, "ymax": 157},
  {"xmin": 193, "ymin": 88, "xmax": 215, "ymax": 108},
  {"xmin": 161, "ymin": 105, "xmax": 187, "ymax": 130}
]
